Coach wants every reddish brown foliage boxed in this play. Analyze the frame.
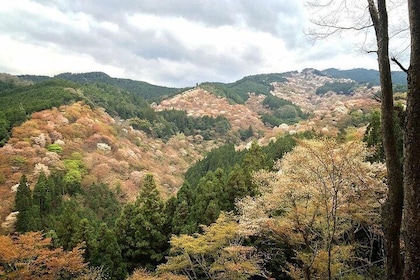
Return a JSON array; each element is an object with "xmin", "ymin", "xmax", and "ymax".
[{"xmin": 0, "ymin": 232, "xmax": 87, "ymax": 279}]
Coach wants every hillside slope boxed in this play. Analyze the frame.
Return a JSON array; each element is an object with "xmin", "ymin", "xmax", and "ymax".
[{"xmin": 0, "ymin": 68, "xmax": 393, "ymax": 233}]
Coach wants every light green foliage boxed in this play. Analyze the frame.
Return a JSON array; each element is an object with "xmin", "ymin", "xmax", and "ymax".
[
  {"xmin": 10, "ymin": 155, "xmax": 27, "ymax": 166},
  {"xmin": 63, "ymin": 157, "xmax": 85, "ymax": 194},
  {"xmin": 47, "ymin": 143, "xmax": 63, "ymax": 153},
  {"xmin": 158, "ymin": 213, "xmax": 263, "ymax": 280}
]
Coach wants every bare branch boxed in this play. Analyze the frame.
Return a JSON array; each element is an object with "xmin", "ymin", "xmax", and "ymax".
[
  {"xmin": 391, "ymin": 57, "xmax": 409, "ymax": 73},
  {"xmin": 312, "ymin": 21, "xmax": 374, "ymax": 31}
]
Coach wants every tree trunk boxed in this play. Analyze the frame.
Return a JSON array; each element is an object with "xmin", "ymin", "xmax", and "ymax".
[
  {"xmin": 403, "ymin": 0, "xmax": 420, "ymax": 278},
  {"xmin": 367, "ymin": 1, "xmax": 404, "ymax": 279}
]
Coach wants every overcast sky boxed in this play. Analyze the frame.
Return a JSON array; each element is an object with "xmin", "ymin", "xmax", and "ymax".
[{"xmin": 0, "ymin": 0, "xmax": 410, "ymax": 87}]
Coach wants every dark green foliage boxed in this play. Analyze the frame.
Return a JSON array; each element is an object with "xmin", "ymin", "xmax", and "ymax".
[
  {"xmin": 315, "ymin": 81, "xmax": 356, "ymax": 95},
  {"xmin": 0, "ymin": 111, "xmax": 10, "ymax": 146},
  {"xmin": 71, "ymin": 218, "xmax": 97, "ymax": 260},
  {"xmin": 24, "ymin": 71, "xmax": 187, "ymax": 103},
  {"xmin": 169, "ymin": 135, "xmax": 299, "ymax": 234},
  {"xmin": 152, "ymin": 110, "xmax": 231, "ymax": 140},
  {"xmin": 263, "ymin": 93, "xmax": 294, "ymax": 110},
  {"xmin": 14, "ymin": 175, "xmax": 31, "ymax": 213},
  {"xmin": 91, "ymin": 223, "xmax": 127, "ymax": 280},
  {"xmin": 321, "ymin": 68, "xmax": 407, "ymax": 86},
  {"xmin": 201, "ymin": 73, "xmax": 286, "ymax": 104},
  {"xmin": 33, "ymin": 172, "xmax": 53, "ymax": 213},
  {"xmin": 14, "ymin": 171, "xmax": 124, "ymax": 276},
  {"xmin": 52, "ymin": 199, "xmax": 95, "ymax": 250},
  {"xmin": 188, "ymin": 168, "xmax": 227, "ymax": 228},
  {"xmin": 239, "ymin": 125, "xmax": 254, "ymax": 141},
  {"xmin": 14, "ymin": 175, "xmax": 41, "ymax": 232},
  {"xmin": 262, "ymin": 94, "xmax": 308, "ymax": 126},
  {"xmin": 0, "ymin": 79, "xmax": 82, "ymax": 145},
  {"xmin": 363, "ymin": 109, "xmax": 404, "ymax": 163},
  {"xmin": 116, "ymin": 174, "xmax": 168, "ymax": 272},
  {"xmin": 81, "ymin": 183, "xmax": 122, "ymax": 227},
  {"xmin": 80, "ymin": 83, "xmax": 156, "ymax": 121},
  {"xmin": 184, "ymin": 143, "xmax": 245, "ymax": 187}
]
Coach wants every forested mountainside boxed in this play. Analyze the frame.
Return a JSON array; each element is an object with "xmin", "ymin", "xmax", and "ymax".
[
  {"xmin": 19, "ymin": 72, "xmax": 188, "ymax": 103},
  {"xmin": 0, "ymin": 68, "xmax": 405, "ymax": 279},
  {"xmin": 321, "ymin": 68, "xmax": 407, "ymax": 86}
]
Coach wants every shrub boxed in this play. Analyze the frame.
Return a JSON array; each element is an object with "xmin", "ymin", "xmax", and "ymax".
[{"xmin": 47, "ymin": 143, "xmax": 63, "ymax": 153}]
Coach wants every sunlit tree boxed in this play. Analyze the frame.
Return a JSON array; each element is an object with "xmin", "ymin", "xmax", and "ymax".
[
  {"xmin": 158, "ymin": 212, "xmax": 264, "ymax": 280},
  {"xmin": 237, "ymin": 138, "xmax": 387, "ymax": 280}
]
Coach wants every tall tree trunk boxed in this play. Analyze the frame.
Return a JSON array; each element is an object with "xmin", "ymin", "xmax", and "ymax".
[
  {"xmin": 367, "ymin": 1, "xmax": 404, "ymax": 279},
  {"xmin": 403, "ymin": 0, "xmax": 420, "ymax": 278}
]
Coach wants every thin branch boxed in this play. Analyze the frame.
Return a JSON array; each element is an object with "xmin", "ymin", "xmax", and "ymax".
[
  {"xmin": 391, "ymin": 57, "xmax": 409, "ymax": 73},
  {"xmin": 312, "ymin": 21, "xmax": 374, "ymax": 31}
]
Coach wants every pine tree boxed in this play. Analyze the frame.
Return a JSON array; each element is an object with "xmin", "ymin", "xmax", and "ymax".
[
  {"xmin": 15, "ymin": 175, "xmax": 31, "ymax": 212},
  {"xmin": 55, "ymin": 200, "xmax": 83, "ymax": 250},
  {"xmin": 225, "ymin": 164, "xmax": 249, "ymax": 210},
  {"xmin": 116, "ymin": 174, "xmax": 168, "ymax": 271},
  {"xmin": 15, "ymin": 175, "xmax": 40, "ymax": 232},
  {"xmin": 92, "ymin": 223, "xmax": 127, "ymax": 280},
  {"xmin": 71, "ymin": 218, "xmax": 96, "ymax": 261},
  {"xmin": 33, "ymin": 172, "xmax": 53, "ymax": 213}
]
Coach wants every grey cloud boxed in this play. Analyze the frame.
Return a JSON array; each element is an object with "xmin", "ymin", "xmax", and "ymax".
[
  {"xmin": 33, "ymin": 0, "xmax": 306, "ymax": 38},
  {"xmin": 3, "ymin": 0, "xmax": 310, "ymax": 87}
]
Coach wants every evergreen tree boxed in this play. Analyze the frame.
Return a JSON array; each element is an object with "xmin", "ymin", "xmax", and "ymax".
[
  {"xmin": 116, "ymin": 174, "xmax": 168, "ymax": 271},
  {"xmin": 225, "ymin": 164, "xmax": 249, "ymax": 210},
  {"xmin": 33, "ymin": 172, "xmax": 52, "ymax": 213},
  {"xmin": 15, "ymin": 175, "xmax": 31, "ymax": 212},
  {"xmin": 54, "ymin": 200, "xmax": 84, "ymax": 250},
  {"xmin": 0, "ymin": 110, "xmax": 10, "ymax": 146},
  {"xmin": 189, "ymin": 169, "xmax": 226, "ymax": 229},
  {"xmin": 15, "ymin": 175, "xmax": 40, "ymax": 232},
  {"xmin": 170, "ymin": 199, "xmax": 190, "ymax": 235},
  {"xmin": 241, "ymin": 141, "xmax": 270, "ymax": 196},
  {"xmin": 71, "ymin": 218, "xmax": 96, "ymax": 261},
  {"xmin": 92, "ymin": 223, "xmax": 127, "ymax": 280}
]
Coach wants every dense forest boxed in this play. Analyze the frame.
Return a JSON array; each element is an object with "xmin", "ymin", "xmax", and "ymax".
[{"xmin": 0, "ymin": 68, "xmax": 407, "ymax": 279}]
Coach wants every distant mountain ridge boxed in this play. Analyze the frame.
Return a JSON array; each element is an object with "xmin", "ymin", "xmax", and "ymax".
[
  {"xmin": 17, "ymin": 68, "xmax": 407, "ymax": 102},
  {"xmin": 321, "ymin": 68, "xmax": 407, "ymax": 85},
  {"xmin": 19, "ymin": 72, "xmax": 188, "ymax": 103}
]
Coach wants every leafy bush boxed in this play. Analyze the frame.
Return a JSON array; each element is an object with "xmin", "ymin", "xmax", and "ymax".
[{"xmin": 47, "ymin": 143, "xmax": 63, "ymax": 153}]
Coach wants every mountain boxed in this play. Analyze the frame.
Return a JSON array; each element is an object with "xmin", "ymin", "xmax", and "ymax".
[
  {"xmin": 200, "ymin": 73, "xmax": 287, "ymax": 103},
  {"xmin": 0, "ymin": 68, "xmax": 403, "ymax": 233},
  {"xmin": 321, "ymin": 68, "xmax": 407, "ymax": 85},
  {"xmin": 19, "ymin": 71, "xmax": 188, "ymax": 102},
  {"xmin": 0, "ymin": 68, "xmax": 408, "ymax": 279}
]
